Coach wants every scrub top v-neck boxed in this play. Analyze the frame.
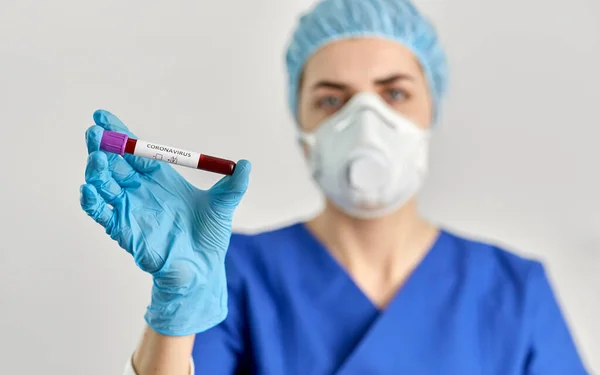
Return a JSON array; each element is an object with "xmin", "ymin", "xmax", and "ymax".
[{"xmin": 191, "ymin": 223, "xmax": 587, "ymax": 375}]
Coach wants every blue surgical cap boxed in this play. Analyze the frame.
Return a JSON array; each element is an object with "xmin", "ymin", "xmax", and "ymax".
[{"xmin": 285, "ymin": 0, "xmax": 449, "ymax": 122}]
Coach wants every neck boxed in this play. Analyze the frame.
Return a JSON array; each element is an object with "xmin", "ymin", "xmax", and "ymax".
[{"xmin": 306, "ymin": 199, "xmax": 438, "ymax": 279}]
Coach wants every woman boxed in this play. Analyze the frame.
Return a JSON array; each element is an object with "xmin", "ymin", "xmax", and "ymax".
[{"xmin": 80, "ymin": 0, "xmax": 587, "ymax": 374}]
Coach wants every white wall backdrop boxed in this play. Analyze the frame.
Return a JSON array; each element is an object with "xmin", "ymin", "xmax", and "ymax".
[{"xmin": 0, "ymin": 0, "xmax": 598, "ymax": 373}]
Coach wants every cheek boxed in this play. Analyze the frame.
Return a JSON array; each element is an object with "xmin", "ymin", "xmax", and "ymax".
[
  {"xmin": 297, "ymin": 94, "xmax": 322, "ymax": 132},
  {"xmin": 403, "ymin": 88, "xmax": 434, "ymax": 129},
  {"xmin": 419, "ymin": 81, "xmax": 435, "ymax": 127},
  {"xmin": 296, "ymin": 94, "xmax": 317, "ymax": 159},
  {"xmin": 296, "ymin": 90, "xmax": 309, "ymax": 126},
  {"xmin": 414, "ymin": 97, "xmax": 433, "ymax": 128}
]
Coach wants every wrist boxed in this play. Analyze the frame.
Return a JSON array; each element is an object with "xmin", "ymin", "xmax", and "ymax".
[
  {"xmin": 132, "ymin": 325, "xmax": 196, "ymax": 374},
  {"xmin": 145, "ymin": 269, "xmax": 228, "ymax": 336}
]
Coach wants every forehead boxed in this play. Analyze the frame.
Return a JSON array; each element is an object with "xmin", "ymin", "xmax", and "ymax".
[{"xmin": 302, "ymin": 37, "xmax": 421, "ymax": 85}]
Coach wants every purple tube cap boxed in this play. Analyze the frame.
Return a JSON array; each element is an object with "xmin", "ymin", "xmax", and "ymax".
[{"xmin": 100, "ymin": 130, "xmax": 128, "ymax": 155}]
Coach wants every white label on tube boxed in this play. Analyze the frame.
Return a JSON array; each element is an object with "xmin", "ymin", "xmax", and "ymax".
[{"xmin": 134, "ymin": 140, "xmax": 201, "ymax": 169}]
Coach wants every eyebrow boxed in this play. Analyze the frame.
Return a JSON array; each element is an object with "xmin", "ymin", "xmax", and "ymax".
[
  {"xmin": 311, "ymin": 73, "xmax": 414, "ymax": 91},
  {"xmin": 375, "ymin": 73, "xmax": 414, "ymax": 85}
]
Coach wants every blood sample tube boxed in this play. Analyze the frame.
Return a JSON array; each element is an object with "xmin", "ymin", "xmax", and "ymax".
[{"xmin": 99, "ymin": 130, "xmax": 236, "ymax": 175}]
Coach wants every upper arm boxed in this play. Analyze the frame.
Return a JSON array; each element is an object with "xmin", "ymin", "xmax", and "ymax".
[
  {"xmin": 191, "ymin": 241, "xmax": 250, "ymax": 375},
  {"xmin": 524, "ymin": 262, "xmax": 588, "ymax": 374}
]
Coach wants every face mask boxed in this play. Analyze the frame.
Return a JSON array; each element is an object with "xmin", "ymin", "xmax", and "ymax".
[{"xmin": 298, "ymin": 92, "xmax": 431, "ymax": 219}]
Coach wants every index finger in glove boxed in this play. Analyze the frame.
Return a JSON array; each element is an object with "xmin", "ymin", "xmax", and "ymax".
[
  {"xmin": 93, "ymin": 110, "xmax": 160, "ymax": 174},
  {"xmin": 85, "ymin": 125, "xmax": 103, "ymax": 154},
  {"xmin": 85, "ymin": 125, "xmax": 138, "ymax": 184},
  {"xmin": 93, "ymin": 109, "xmax": 138, "ymax": 138}
]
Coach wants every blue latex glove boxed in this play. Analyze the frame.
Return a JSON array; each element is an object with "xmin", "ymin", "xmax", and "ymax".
[{"xmin": 80, "ymin": 109, "xmax": 251, "ymax": 336}]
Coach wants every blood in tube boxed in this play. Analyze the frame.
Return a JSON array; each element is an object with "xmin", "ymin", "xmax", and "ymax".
[{"xmin": 100, "ymin": 130, "xmax": 236, "ymax": 176}]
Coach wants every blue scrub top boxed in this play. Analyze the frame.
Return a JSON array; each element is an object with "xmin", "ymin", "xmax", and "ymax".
[{"xmin": 192, "ymin": 223, "xmax": 587, "ymax": 374}]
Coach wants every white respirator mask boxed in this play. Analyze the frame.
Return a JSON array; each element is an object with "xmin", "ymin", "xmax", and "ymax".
[{"xmin": 298, "ymin": 92, "xmax": 431, "ymax": 219}]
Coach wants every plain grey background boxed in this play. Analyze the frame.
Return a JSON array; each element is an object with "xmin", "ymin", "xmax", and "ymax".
[{"xmin": 1, "ymin": 0, "xmax": 598, "ymax": 373}]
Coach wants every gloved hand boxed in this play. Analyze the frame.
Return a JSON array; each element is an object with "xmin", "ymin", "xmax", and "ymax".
[{"xmin": 80, "ymin": 109, "xmax": 251, "ymax": 336}]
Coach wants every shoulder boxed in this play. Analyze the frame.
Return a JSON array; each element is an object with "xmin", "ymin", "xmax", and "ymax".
[
  {"xmin": 443, "ymin": 231, "xmax": 586, "ymax": 370},
  {"xmin": 441, "ymin": 229, "xmax": 551, "ymax": 314},
  {"xmin": 443, "ymin": 229, "xmax": 543, "ymax": 278}
]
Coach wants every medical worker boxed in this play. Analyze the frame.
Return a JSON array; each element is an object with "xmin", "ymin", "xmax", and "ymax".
[{"xmin": 80, "ymin": 0, "xmax": 588, "ymax": 374}]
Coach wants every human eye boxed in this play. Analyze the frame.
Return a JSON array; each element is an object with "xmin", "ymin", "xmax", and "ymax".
[
  {"xmin": 316, "ymin": 95, "xmax": 344, "ymax": 110},
  {"xmin": 384, "ymin": 88, "xmax": 409, "ymax": 103}
]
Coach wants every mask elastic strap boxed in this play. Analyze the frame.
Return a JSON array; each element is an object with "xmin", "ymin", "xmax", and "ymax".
[{"xmin": 296, "ymin": 131, "xmax": 316, "ymax": 149}]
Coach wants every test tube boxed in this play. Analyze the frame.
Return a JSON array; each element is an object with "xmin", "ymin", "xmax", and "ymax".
[{"xmin": 99, "ymin": 130, "xmax": 236, "ymax": 175}]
